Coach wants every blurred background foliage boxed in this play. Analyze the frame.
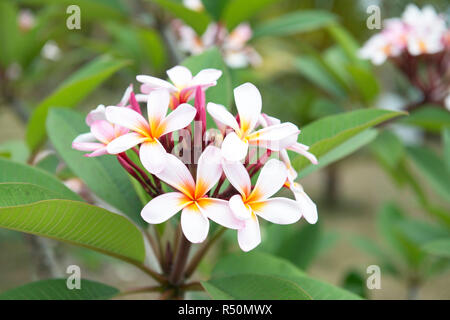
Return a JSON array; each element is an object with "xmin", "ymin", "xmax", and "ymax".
[{"xmin": 0, "ymin": 0, "xmax": 449, "ymax": 299}]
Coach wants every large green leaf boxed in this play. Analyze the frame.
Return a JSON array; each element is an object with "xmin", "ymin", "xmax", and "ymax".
[
  {"xmin": 400, "ymin": 106, "xmax": 450, "ymax": 133},
  {"xmin": 0, "ymin": 140, "xmax": 30, "ymax": 164},
  {"xmin": 182, "ymin": 47, "xmax": 232, "ymax": 108},
  {"xmin": 201, "ymin": 0, "xmax": 229, "ymax": 21},
  {"xmin": 0, "ymin": 199, "xmax": 145, "ymax": 263},
  {"xmin": 46, "ymin": 109, "xmax": 144, "ymax": 226},
  {"xmin": 203, "ymin": 274, "xmax": 312, "ymax": 300},
  {"xmin": 152, "ymin": 0, "xmax": 211, "ymax": 34},
  {"xmin": 293, "ymin": 109, "xmax": 405, "ymax": 172},
  {"xmin": 0, "ymin": 279, "xmax": 119, "ymax": 300},
  {"xmin": 407, "ymin": 146, "xmax": 450, "ymax": 202},
  {"xmin": 0, "ymin": 158, "xmax": 81, "ymax": 201},
  {"xmin": 297, "ymin": 128, "xmax": 377, "ymax": 179},
  {"xmin": 422, "ymin": 239, "xmax": 450, "ymax": 258},
  {"xmin": 0, "ymin": 1, "xmax": 19, "ymax": 67},
  {"xmin": 222, "ymin": 0, "xmax": 282, "ymax": 30},
  {"xmin": 0, "ymin": 183, "xmax": 64, "ymax": 207},
  {"xmin": 26, "ymin": 55, "xmax": 130, "ymax": 152},
  {"xmin": 253, "ymin": 10, "xmax": 337, "ymax": 38},
  {"xmin": 210, "ymin": 252, "xmax": 362, "ymax": 300}
]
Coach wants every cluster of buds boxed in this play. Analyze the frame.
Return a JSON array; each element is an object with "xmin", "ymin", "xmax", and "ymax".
[
  {"xmin": 73, "ymin": 66, "xmax": 317, "ymax": 252},
  {"xmin": 360, "ymin": 5, "xmax": 449, "ymax": 109},
  {"xmin": 172, "ymin": 21, "xmax": 262, "ymax": 69}
]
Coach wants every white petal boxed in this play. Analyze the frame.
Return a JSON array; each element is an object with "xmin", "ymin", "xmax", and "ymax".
[
  {"xmin": 250, "ymin": 159, "xmax": 287, "ymax": 201},
  {"xmin": 229, "ymin": 194, "xmax": 252, "ymax": 220},
  {"xmin": 206, "ymin": 102, "xmax": 240, "ymax": 131},
  {"xmin": 221, "ymin": 132, "xmax": 248, "ymax": 161},
  {"xmin": 222, "ymin": 160, "xmax": 251, "ymax": 197},
  {"xmin": 159, "ymin": 103, "xmax": 196, "ymax": 136},
  {"xmin": 106, "ymin": 132, "xmax": 146, "ymax": 154},
  {"xmin": 155, "ymin": 153, "xmax": 195, "ymax": 197},
  {"xmin": 105, "ymin": 106, "xmax": 149, "ymax": 135},
  {"xmin": 181, "ymin": 203, "xmax": 209, "ymax": 243},
  {"xmin": 238, "ymin": 214, "xmax": 261, "ymax": 252},
  {"xmin": 73, "ymin": 132, "xmax": 96, "ymax": 143},
  {"xmin": 86, "ymin": 105, "xmax": 106, "ymax": 126},
  {"xmin": 190, "ymin": 68, "xmax": 222, "ymax": 87},
  {"xmin": 234, "ymin": 83, "xmax": 261, "ymax": 133},
  {"xmin": 141, "ymin": 192, "xmax": 190, "ymax": 224},
  {"xmin": 287, "ymin": 142, "xmax": 318, "ymax": 165},
  {"xmin": 167, "ymin": 66, "xmax": 192, "ymax": 88},
  {"xmin": 139, "ymin": 140, "xmax": 167, "ymax": 174},
  {"xmin": 198, "ymin": 198, "xmax": 243, "ymax": 230},
  {"xmin": 195, "ymin": 146, "xmax": 222, "ymax": 198},
  {"xmin": 118, "ymin": 84, "xmax": 133, "ymax": 107},
  {"xmin": 136, "ymin": 75, "xmax": 176, "ymax": 92},
  {"xmin": 247, "ymin": 123, "xmax": 299, "ymax": 150},
  {"xmin": 147, "ymin": 89, "xmax": 170, "ymax": 130},
  {"xmin": 292, "ymin": 183, "xmax": 318, "ymax": 224},
  {"xmin": 251, "ymin": 198, "xmax": 301, "ymax": 224}
]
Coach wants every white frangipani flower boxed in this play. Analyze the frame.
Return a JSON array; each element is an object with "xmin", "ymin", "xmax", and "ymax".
[
  {"xmin": 223, "ymin": 159, "xmax": 301, "ymax": 252},
  {"xmin": 136, "ymin": 66, "xmax": 222, "ymax": 109},
  {"xmin": 141, "ymin": 146, "xmax": 243, "ymax": 243},
  {"xmin": 207, "ymin": 83, "xmax": 300, "ymax": 161},
  {"xmin": 106, "ymin": 89, "xmax": 196, "ymax": 174}
]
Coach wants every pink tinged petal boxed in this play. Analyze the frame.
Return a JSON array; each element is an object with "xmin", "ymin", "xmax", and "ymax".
[
  {"xmin": 141, "ymin": 192, "xmax": 190, "ymax": 224},
  {"xmin": 250, "ymin": 159, "xmax": 287, "ymax": 201},
  {"xmin": 159, "ymin": 103, "xmax": 196, "ymax": 136},
  {"xmin": 198, "ymin": 198, "xmax": 244, "ymax": 230},
  {"xmin": 206, "ymin": 102, "xmax": 240, "ymax": 131},
  {"xmin": 229, "ymin": 194, "xmax": 252, "ymax": 220},
  {"xmin": 247, "ymin": 123, "xmax": 299, "ymax": 150},
  {"xmin": 238, "ymin": 214, "xmax": 261, "ymax": 252},
  {"xmin": 222, "ymin": 160, "xmax": 251, "ymax": 197},
  {"xmin": 259, "ymin": 113, "xmax": 280, "ymax": 127},
  {"xmin": 113, "ymin": 124, "xmax": 130, "ymax": 138},
  {"xmin": 221, "ymin": 132, "xmax": 248, "ymax": 161},
  {"xmin": 139, "ymin": 139, "xmax": 167, "ymax": 174},
  {"xmin": 73, "ymin": 132, "xmax": 96, "ymax": 144},
  {"xmin": 85, "ymin": 147, "xmax": 109, "ymax": 157},
  {"xmin": 280, "ymin": 149, "xmax": 298, "ymax": 181},
  {"xmin": 287, "ymin": 142, "xmax": 318, "ymax": 165},
  {"xmin": 118, "ymin": 84, "xmax": 133, "ymax": 107},
  {"xmin": 105, "ymin": 106, "xmax": 150, "ymax": 136},
  {"xmin": 90, "ymin": 120, "xmax": 116, "ymax": 144},
  {"xmin": 234, "ymin": 83, "xmax": 262, "ymax": 133},
  {"xmin": 167, "ymin": 66, "xmax": 192, "ymax": 88},
  {"xmin": 86, "ymin": 105, "xmax": 106, "ymax": 126},
  {"xmin": 106, "ymin": 132, "xmax": 147, "ymax": 154},
  {"xmin": 128, "ymin": 91, "xmax": 142, "ymax": 114},
  {"xmin": 291, "ymin": 183, "xmax": 318, "ymax": 224},
  {"xmin": 181, "ymin": 203, "xmax": 209, "ymax": 243},
  {"xmin": 147, "ymin": 89, "xmax": 170, "ymax": 131},
  {"xmin": 72, "ymin": 142, "xmax": 105, "ymax": 152},
  {"xmin": 195, "ymin": 146, "xmax": 223, "ymax": 198},
  {"xmin": 251, "ymin": 198, "xmax": 301, "ymax": 225},
  {"xmin": 155, "ymin": 153, "xmax": 195, "ymax": 198},
  {"xmin": 136, "ymin": 75, "xmax": 176, "ymax": 92},
  {"xmin": 190, "ymin": 68, "xmax": 222, "ymax": 87}
]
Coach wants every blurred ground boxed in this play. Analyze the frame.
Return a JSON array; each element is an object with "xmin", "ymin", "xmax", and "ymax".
[{"xmin": 0, "ymin": 105, "xmax": 449, "ymax": 300}]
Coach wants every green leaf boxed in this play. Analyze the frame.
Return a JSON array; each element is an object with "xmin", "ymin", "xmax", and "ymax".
[
  {"xmin": 293, "ymin": 109, "xmax": 406, "ymax": 172},
  {"xmin": 407, "ymin": 146, "xmax": 450, "ymax": 202},
  {"xmin": 422, "ymin": 239, "xmax": 450, "ymax": 258},
  {"xmin": 370, "ymin": 130, "xmax": 404, "ymax": 169},
  {"xmin": 327, "ymin": 24, "xmax": 367, "ymax": 67},
  {"xmin": 0, "ymin": 158, "xmax": 81, "ymax": 201},
  {"xmin": 341, "ymin": 270, "xmax": 367, "ymax": 299},
  {"xmin": 0, "ymin": 1, "xmax": 19, "ymax": 67},
  {"xmin": 211, "ymin": 252, "xmax": 362, "ymax": 299},
  {"xmin": 0, "ymin": 199, "xmax": 145, "ymax": 263},
  {"xmin": 401, "ymin": 106, "xmax": 450, "ymax": 132},
  {"xmin": 152, "ymin": 0, "xmax": 211, "ymax": 34},
  {"xmin": 0, "ymin": 279, "xmax": 119, "ymax": 300},
  {"xmin": 203, "ymin": 274, "xmax": 312, "ymax": 300},
  {"xmin": 201, "ymin": 0, "xmax": 229, "ymax": 21},
  {"xmin": 0, "ymin": 183, "xmax": 64, "ymax": 207},
  {"xmin": 297, "ymin": 128, "xmax": 378, "ymax": 179},
  {"xmin": 46, "ymin": 108, "xmax": 144, "ymax": 226},
  {"xmin": 253, "ymin": 10, "xmax": 337, "ymax": 38},
  {"xmin": 444, "ymin": 128, "xmax": 450, "ymax": 172},
  {"xmin": 0, "ymin": 140, "xmax": 30, "ymax": 163},
  {"xmin": 346, "ymin": 65, "xmax": 379, "ymax": 103},
  {"xmin": 222, "ymin": 0, "xmax": 282, "ymax": 30},
  {"xmin": 182, "ymin": 47, "xmax": 232, "ymax": 107},
  {"xmin": 26, "ymin": 55, "xmax": 130, "ymax": 152}
]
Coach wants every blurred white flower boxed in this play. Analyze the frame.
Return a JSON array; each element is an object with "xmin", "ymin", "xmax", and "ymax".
[
  {"xmin": 41, "ymin": 40, "xmax": 62, "ymax": 61},
  {"xmin": 183, "ymin": 0, "xmax": 203, "ymax": 12},
  {"xmin": 18, "ymin": 9, "xmax": 35, "ymax": 32},
  {"xmin": 445, "ymin": 95, "xmax": 450, "ymax": 111}
]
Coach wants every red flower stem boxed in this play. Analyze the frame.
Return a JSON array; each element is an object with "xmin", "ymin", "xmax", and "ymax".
[
  {"xmin": 117, "ymin": 155, "xmax": 156, "ymax": 197},
  {"xmin": 119, "ymin": 152, "xmax": 158, "ymax": 193}
]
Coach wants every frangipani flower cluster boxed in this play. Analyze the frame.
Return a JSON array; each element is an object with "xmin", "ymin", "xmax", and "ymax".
[
  {"xmin": 360, "ymin": 4, "xmax": 449, "ymax": 65},
  {"xmin": 72, "ymin": 66, "xmax": 317, "ymax": 252},
  {"xmin": 172, "ymin": 21, "xmax": 262, "ymax": 69}
]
